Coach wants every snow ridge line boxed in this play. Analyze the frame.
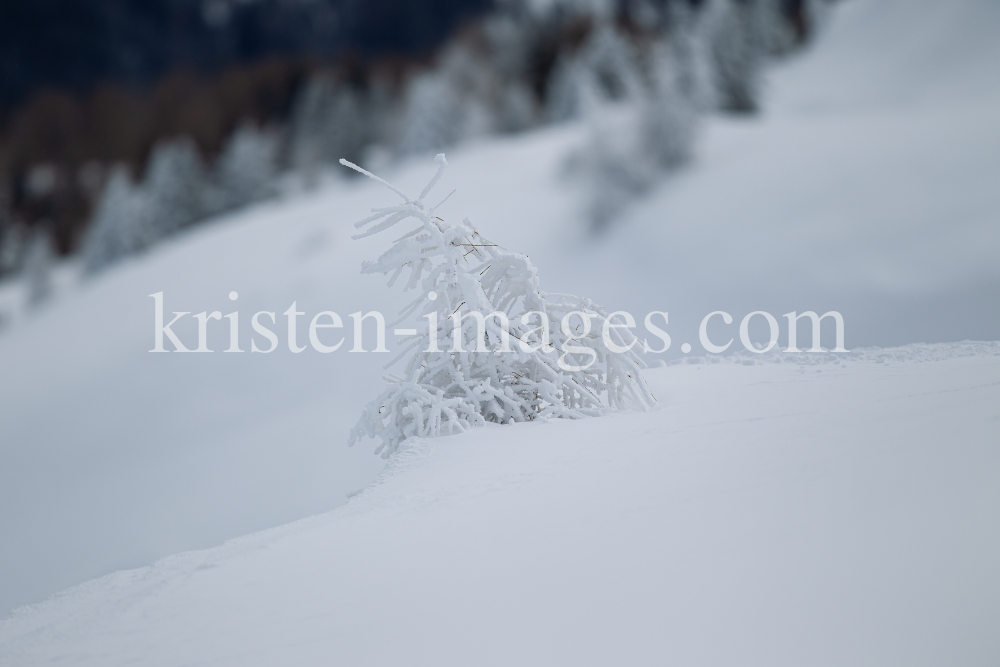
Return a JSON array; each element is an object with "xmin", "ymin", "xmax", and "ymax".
[
  {"xmin": 347, "ymin": 436, "xmax": 436, "ymax": 503},
  {"xmin": 668, "ymin": 340, "xmax": 1000, "ymax": 367}
]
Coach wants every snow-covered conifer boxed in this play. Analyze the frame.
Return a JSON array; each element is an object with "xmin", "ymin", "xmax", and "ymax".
[
  {"xmin": 288, "ymin": 76, "xmax": 370, "ymax": 183},
  {"xmin": 573, "ymin": 40, "xmax": 697, "ymax": 229},
  {"xmin": 0, "ymin": 222, "xmax": 25, "ymax": 276},
  {"xmin": 545, "ymin": 21, "xmax": 644, "ymax": 122},
  {"xmin": 398, "ymin": 72, "xmax": 465, "ymax": 156},
  {"xmin": 545, "ymin": 56, "xmax": 588, "ymax": 123},
  {"xmin": 706, "ymin": 0, "xmax": 763, "ymax": 113},
  {"xmin": 23, "ymin": 228, "xmax": 55, "ymax": 308},
  {"xmin": 575, "ymin": 99, "xmax": 652, "ymax": 229},
  {"xmin": 496, "ymin": 80, "xmax": 537, "ymax": 133},
  {"xmin": 667, "ymin": 0, "xmax": 716, "ymax": 111},
  {"xmin": 579, "ymin": 21, "xmax": 645, "ymax": 102},
  {"xmin": 639, "ymin": 42, "xmax": 698, "ymax": 170},
  {"xmin": 143, "ymin": 138, "xmax": 208, "ymax": 239},
  {"xmin": 343, "ymin": 154, "xmax": 654, "ymax": 456},
  {"xmin": 215, "ymin": 124, "xmax": 279, "ymax": 211},
  {"xmin": 81, "ymin": 165, "xmax": 151, "ymax": 273},
  {"xmin": 754, "ymin": 0, "xmax": 799, "ymax": 57},
  {"xmin": 398, "ymin": 44, "xmax": 502, "ymax": 156}
]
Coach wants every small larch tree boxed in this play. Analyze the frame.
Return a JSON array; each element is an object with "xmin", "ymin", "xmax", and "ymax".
[{"xmin": 343, "ymin": 154, "xmax": 655, "ymax": 457}]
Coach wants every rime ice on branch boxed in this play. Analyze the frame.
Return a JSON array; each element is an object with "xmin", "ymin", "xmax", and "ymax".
[{"xmin": 342, "ymin": 154, "xmax": 655, "ymax": 457}]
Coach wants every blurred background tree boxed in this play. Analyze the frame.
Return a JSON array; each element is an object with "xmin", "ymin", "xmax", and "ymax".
[{"xmin": 0, "ymin": 0, "xmax": 821, "ymax": 274}]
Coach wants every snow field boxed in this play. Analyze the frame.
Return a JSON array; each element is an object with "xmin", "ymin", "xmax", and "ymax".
[{"xmin": 2, "ymin": 345, "xmax": 998, "ymax": 666}]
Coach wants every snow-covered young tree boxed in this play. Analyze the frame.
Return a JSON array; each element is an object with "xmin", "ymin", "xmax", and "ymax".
[{"xmin": 343, "ymin": 154, "xmax": 655, "ymax": 457}]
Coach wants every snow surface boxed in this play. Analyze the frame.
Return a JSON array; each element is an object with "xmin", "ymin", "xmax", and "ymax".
[
  {"xmin": 1, "ymin": 0, "xmax": 999, "ymax": 630},
  {"xmin": 2, "ymin": 344, "xmax": 999, "ymax": 665}
]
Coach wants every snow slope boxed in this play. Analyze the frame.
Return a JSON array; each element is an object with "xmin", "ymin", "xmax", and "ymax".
[
  {"xmin": 1, "ymin": 0, "xmax": 999, "ymax": 617},
  {"xmin": 532, "ymin": 0, "xmax": 1000, "ymax": 348},
  {"xmin": 2, "ymin": 344, "xmax": 998, "ymax": 666}
]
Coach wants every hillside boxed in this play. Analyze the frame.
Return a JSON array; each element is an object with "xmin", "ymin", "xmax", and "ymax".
[
  {"xmin": 1, "ymin": 0, "xmax": 999, "ymax": 632},
  {"xmin": 2, "ymin": 344, "xmax": 999, "ymax": 665}
]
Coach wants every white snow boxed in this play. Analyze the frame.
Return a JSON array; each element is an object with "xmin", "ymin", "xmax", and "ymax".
[
  {"xmin": 1, "ymin": 0, "xmax": 999, "ymax": 656},
  {"xmin": 2, "ymin": 345, "xmax": 998, "ymax": 665}
]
